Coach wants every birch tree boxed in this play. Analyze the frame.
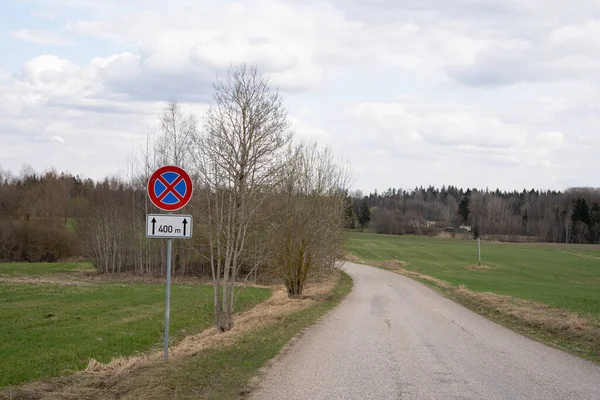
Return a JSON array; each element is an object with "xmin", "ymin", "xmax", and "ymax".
[
  {"xmin": 194, "ymin": 64, "xmax": 291, "ymax": 331},
  {"xmin": 156, "ymin": 100, "xmax": 197, "ymax": 169}
]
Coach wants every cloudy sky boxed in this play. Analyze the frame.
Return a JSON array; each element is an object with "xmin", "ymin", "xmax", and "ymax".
[{"xmin": 1, "ymin": 0, "xmax": 599, "ymax": 193}]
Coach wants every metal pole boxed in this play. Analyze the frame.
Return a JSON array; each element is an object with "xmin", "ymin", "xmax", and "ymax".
[
  {"xmin": 478, "ymin": 237, "xmax": 481, "ymax": 266},
  {"xmin": 164, "ymin": 238, "xmax": 172, "ymax": 361}
]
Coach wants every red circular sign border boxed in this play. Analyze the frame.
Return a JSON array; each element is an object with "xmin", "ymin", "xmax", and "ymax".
[{"xmin": 147, "ymin": 165, "xmax": 193, "ymax": 211}]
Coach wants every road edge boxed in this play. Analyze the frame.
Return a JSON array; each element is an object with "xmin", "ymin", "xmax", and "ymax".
[
  {"xmin": 348, "ymin": 257, "xmax": 600, "ymax": 365},
  {"xmin": 242, "ymin": 269, "xmax": 354, "ymax": 399}
]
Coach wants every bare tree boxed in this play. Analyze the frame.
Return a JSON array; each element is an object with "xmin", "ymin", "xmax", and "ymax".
[
  {"xmin": 156, "ymin": 100, "xmax": 197, "ymax": 169},
  {"xmin": 266, "ymin": 142, "xmax": 351, "ymax": 297},
  {"xmin": 193, "ymin": 63, "xmax": 291, "ymax": 331}
]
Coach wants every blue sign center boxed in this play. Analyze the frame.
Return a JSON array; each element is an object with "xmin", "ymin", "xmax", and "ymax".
[{"xmin": 154, "ymin": 172, "xmax": 187, "ymax": 205}]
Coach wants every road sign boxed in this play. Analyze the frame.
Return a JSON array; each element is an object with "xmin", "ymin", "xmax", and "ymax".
[
  {"xmin": 147, "ymin": 166, "xmax": 193, "ymax": 211},
  {"xmin": 146, "ymin": 214, "xmax": 193, "ymax": 239},
  {"xmin": 146, "ymin": 166, "xmax": 194, "ymax": 362}
]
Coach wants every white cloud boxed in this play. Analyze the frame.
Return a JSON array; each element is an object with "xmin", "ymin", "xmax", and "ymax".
[
  {"xmin": 61, "ymin": 0, "xmax": 341, "ymax": 94},
  {"xmin": 1, "ymin": 0, "xmax": 599, "ymax": 191},
  {"xmin": 551, "ymin": 20, "xmax": 600, "ymax": 45},
  {"xmin": 9, "ymin": 30, "xmax": 72, "ymax": 45},
  {"xmin": 31, "ymin": 8, "xmax": 59, "ymax": 21},
  {"xmin": 349, "ymin": 101, "xmax": 558, "ymax": 160},
  {"xmin": 534, "ymin": 131, "xmax": 564, "ymax": 151},
  {"xmin": 289, "ymin": 116, "xmax": 332, "ymax": 142}
]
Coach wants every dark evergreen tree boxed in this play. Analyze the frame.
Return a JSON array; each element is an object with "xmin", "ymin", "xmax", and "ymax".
[
  {"xmin": 571, "ymin": 198, "xmax": 591, "ymax": 243},
  {"xmin": 591, "ymin": 203, "xmax": 600, "ymax": 224},
  {"xmin": 344, "ymin": 196, "xmax": 356, "ymax": 229},
  {"xmin": 571, "ymin": 198, "xmax": 591, "ymax": 225},
  {"xmin": 458, "ymin": 196, "xmax": 470, "ymax": 224},
  {"xmin": 358, "ymin": 201, "xmax": 371, "ymax": 228},
  {"xmin": 589, "ymin": 203, "xmax": 600, "ymax": 243}
]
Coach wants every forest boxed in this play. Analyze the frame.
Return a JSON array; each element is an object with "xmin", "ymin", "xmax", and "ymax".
[{"xmin": 349, "ymin": 186, "xmax": 600, "ymax": 244}]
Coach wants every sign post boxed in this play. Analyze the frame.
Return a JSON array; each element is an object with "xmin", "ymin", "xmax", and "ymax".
[
  {"xmin": 164, "ymin": 238, "xmax": 172, "ymax": 361},
  {"xmin": 146, "ymin": 165, "xmax": 193, "ymax": 361}
]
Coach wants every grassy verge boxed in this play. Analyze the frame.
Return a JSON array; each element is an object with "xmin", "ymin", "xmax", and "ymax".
[
  {"xmin": 346, "ymin": 232, "xmax": 600, "ymax": 363},
  {"xmin": 0, "ymin": 282, "xmax": 270, "ymax": 387}
]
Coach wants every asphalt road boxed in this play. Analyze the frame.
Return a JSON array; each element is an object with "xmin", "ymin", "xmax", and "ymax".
[{"xmin": 250, "ymin": 262, "xmax": 600, "ymax": 400}]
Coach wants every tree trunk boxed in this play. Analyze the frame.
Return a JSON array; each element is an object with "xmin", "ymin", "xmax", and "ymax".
[{"xmin": 215, "ymin": 309, "xmax": 233, "ymax": 332}]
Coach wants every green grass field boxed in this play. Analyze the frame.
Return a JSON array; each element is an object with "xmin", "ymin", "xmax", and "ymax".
[
  {"xmin": 346, "ymin": 232, "xmax": 600, "ymax": 314},
  {"xmin": 0, "ymin": 265, "xmax": 271, "ymax": 388}
]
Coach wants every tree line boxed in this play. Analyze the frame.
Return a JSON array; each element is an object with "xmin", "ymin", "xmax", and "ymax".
[{"xmin": 348, "ymin": 186, "xmax": 600, "ymax": 244}]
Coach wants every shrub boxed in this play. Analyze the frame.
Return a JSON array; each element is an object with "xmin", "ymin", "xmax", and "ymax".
[{"xmin": 0, "ymin": 218, "xmax": 78, "ymax": 262}]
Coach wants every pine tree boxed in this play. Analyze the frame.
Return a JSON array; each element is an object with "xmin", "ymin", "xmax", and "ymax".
[
  {"xmin": 458, "ymin": 196, "xmax": 470, "ymax": 224},
  {"xmin": 344, "ymin": 196, "xmax": 356, "ymax": 229},
  {"xmin": 571, "ymin": 198, "xmax": 591, "ymax": 225},
  {"xmin": 571, "ymin": 198, "xmax": 591, "ymax": 243},
  {"xmin": 358, "ymin": 201, "xmax": 370, "ymax": 228},
  {"xmin": 591, "ymin": 203, "xmax": 600, "ymax": 224},
  {"xmin": 589, "ymin": 203, "xmax": 600, "ymax": 243}
]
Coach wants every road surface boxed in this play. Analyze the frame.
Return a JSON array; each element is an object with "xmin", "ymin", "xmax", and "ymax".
[{"xmin": 250, "ymin": 262, "xmax": 600, "ymax": 400}]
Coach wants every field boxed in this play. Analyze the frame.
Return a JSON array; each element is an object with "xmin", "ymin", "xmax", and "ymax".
[
  {"xmin": 0, "ymin": 263, "xmax": 271, "ymax": 388},
  {"xmin": 347, "ymin": 232, "xmax": 600, "ymax": 314}
]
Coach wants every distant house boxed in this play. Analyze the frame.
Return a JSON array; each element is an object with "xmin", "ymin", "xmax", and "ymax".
[
  {"xmin": 425, "ymin": 220, "xmax": 439, "ymax": 228},
  {"xmin": 459, "ymin": 225, "xmax": 472, "ymax": 232}
]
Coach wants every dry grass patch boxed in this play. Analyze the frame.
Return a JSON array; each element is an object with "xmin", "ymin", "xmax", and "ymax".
[
  {"xmin": 343, "ymin": 252, "xmax": 363, "ymax": 264},
  {"xmin": 562, "ymin": 251, "xmax": 600, "ymax": 261},
  {"xmin": 0, "ymin": 270, "xmax": 274, "ymax": 288},
  {"xmin": 452, "ymin": 285, "xmax": 600, "ymax": 361},
  {"xmin": 466, "ymin": 264, "xmax": 491, "ymax": 271},
  {"xmin": 381, "ymin": 259, "xmax": 408, "ymax": 270},
  {"xmin": 367, "ymin": 259, "xmax": 451, "ymax": 289},
  {"xmin": 455, "ymin": 286, "xmax": 593, "ymax": 336},
  {"xmin": 0, "ymin": 275, "xmax": 92, "ymax": 286},
  {"xmin": 1, "ymin": 275, "xmax": 340, "ymax": 400}
]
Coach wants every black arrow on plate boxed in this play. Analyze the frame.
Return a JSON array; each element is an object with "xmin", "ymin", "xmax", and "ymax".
[
  {"xmin": 182, "ymin": 218, "xmax": 188, "ymax": 236},
  {"xmin": 151, "ymin": 218, "xmax": 156, "ymax": 235}
]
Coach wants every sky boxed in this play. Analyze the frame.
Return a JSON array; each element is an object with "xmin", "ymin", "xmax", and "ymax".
[{"xmin": 1, "ymin": 0, "xmax": 599, "ymax": 193}]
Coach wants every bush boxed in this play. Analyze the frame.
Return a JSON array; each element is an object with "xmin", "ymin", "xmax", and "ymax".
[{"xmin": 0, "ymin": 218, "xmax": 78, "ymax": 262}]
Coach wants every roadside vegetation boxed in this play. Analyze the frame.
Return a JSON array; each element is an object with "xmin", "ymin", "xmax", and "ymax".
[{"xmin": 346, "ymin": 232, "xmax": 600, "ymax": 362}]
